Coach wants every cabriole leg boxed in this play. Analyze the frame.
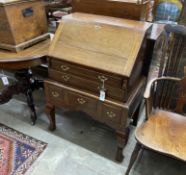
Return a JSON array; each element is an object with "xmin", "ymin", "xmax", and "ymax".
[
  {"xmin": 45, "ymin": 104, "xmax": 56, "ymax": 131},
  {"xmin": 115, "ymin": 128, "xmax": 130, "ymax": 162}
]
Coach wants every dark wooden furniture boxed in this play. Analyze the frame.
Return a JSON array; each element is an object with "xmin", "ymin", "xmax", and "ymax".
[
  {"xmin": 0, "ymin": 0, "xmax": 49, "ymax": 52},
  {"xmin": 44, "ymin": 13, "xmax": 152, "ymax": 161},
  {"xmin": 72, "ymin": 0, "xmax": 151, "ymax": 21},
  {"xmin": 125, "ymin": 74, "xmax": 186, "ymax": 175},
  {"xmin": 0, "ymin": 39, "xmax": 50, "ymax": 124}
]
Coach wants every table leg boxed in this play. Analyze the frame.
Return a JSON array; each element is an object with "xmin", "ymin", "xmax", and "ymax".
[
  {"xmin": 0, "ymin": 69, "xmax": 43, "ymax": 124},
  {"xmin": 26, "ymin": 88, "xmax": 37, "ymax": 125}
]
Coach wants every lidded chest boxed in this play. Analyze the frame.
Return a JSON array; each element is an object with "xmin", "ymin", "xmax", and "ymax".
[
  {"xmin": 0, "ymin": 0, "xmax": 49, "ymax": 52},
  {"xmin": 48, "ymin": 13, "xmax": 152, "ymax": 102}
]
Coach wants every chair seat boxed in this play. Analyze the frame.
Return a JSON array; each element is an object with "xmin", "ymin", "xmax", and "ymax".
[{"xmin": 135, "ymin": 110, "xmax": 186, "ymax": 161}]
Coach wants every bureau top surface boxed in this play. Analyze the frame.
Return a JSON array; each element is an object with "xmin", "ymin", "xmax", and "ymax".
[
  {"xmin": 48, "ymin": 13, "xmax": 152, "ymax": 77},
  {"xmin": 0, "ymin": 0, "xmax": 39, "ymax": 6}
]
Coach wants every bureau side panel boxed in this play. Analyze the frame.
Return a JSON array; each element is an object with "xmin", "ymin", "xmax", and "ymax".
[{"xmin": 128, "ymin": 28, "xmax": 151, "ymax": 88}]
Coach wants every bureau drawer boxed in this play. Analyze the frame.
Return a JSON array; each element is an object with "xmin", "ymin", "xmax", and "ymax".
[
  {"xmin": 49, "ymin": 59, "xmax": 126, "ymax": 89},
  {"xmin": 101, "ymin": 103, "xmax": 123, "ymax": 124},
  {"xmin": 45, "ymin": 80, "xmax": 128, "ymax": 129},
  {"xmin": 66, "ymin": 91, "xmax": 98, "ymax": 114},
  {"xmin": 45, "ymin": 80, "xmax": 98, "ymax": 117},
  {"xmin": 47, "ymin": 84, "xmax": 65, "ymax": 104},
  {"xmin": 48, "ymin": 68, "xmax": 128, "ymax": 101}
]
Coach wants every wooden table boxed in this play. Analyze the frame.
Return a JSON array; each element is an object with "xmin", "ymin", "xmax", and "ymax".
[{"xmin": 0, "ymin": 39, "xmax": 50, "ymax": 124}]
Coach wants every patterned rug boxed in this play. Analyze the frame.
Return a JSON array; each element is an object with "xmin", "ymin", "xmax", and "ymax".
[{"xmin": 0, "ymin": 123, "xmax": 47, "ymax": 175}]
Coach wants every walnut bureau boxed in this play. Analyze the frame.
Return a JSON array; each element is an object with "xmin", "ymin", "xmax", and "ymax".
[{"xmin": 45, "ymin": 13, "xmax": 152, "ymax": 162}]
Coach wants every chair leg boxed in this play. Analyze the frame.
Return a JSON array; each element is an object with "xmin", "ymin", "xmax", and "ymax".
[{"xmin": 125, "ymin": 142, "xmax": 142, "ymax": 175}]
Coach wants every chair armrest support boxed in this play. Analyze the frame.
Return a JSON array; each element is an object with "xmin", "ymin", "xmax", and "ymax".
[{"xmin": 144, "ymin": 77, "xmax": 181, "ymax": 119}]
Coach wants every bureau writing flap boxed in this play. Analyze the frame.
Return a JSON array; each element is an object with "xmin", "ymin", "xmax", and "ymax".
[{"xmin": 48, "ymin": 13, "xmax": 152, "ymax": 77}]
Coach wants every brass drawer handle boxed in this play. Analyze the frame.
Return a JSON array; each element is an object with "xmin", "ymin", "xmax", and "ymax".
[
  {"xmin": 106, "ymin": 111, "xmax": 116, "ymax": 118},
  {"xmin": 77, "ymin": 98, "xmax": 86, "ymax": 105},
  {"xmin": 98, "ymin": 75, "xmax": 108, "ymax": 82},
  {"xmin": 52, "ymin": 91, "xmax": 60, "ymax": 98},
  {"xmin": 62, "ymin": 75, "xmax": 70, "ymax": 82},
  {"xmin": 60, "ymin": 65, "xmax": 70, "ymax": 71}
]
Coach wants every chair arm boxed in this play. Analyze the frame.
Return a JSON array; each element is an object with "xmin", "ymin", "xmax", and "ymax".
[
  {"xmin": 144, "ymin": 77, "xmax": 181, "ymax": 120},
  {"xmin": 164, "ymin": 24, "xmax": 186, "ymax": 37},
  {"xmin": 144, "ymin": 77, "xmax": 181, "ymax": 99}
]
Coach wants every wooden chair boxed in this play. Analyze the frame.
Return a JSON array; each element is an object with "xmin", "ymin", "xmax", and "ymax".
[
  {"xmin": 125, "ymin": 74, "xmax": 186, "ymax": 175},
  {"xmin": 125, "ymin": 24, "xmax": 186, "ymax": 175},
  {"xmin": 155, "ymin": 24, "xmax": 186, "ymax": 110}
]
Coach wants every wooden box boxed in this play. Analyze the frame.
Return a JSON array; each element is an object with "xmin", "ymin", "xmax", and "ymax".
[
  {"xmin": 45, "ymin": 13, "xmax": 152, "ymax": 161},
  {"xmin": 72, "ymin": 0, "xmax": 151, "ymax": 21},
  {"xmin": 0, "ymin": 0, "xmax": 49, "ymax": 52}
]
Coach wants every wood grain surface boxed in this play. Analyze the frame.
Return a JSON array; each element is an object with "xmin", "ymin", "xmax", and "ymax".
[
  {"xmin": 0, "ymin": 0, "xmax": 48, "ymax": 49},
  {"xmin": 136, "ymin": 110, "xmax": 186, "ymax": 161},
  {"xmin": 72, "ymin": 0, "xmax": 151, "ymax": 21},
  {"xmin": 0, "ymin": 39, "xmax": 50, "ymax": 69},
  {"xmin": 49, "ymin": 13, "xmax": 152, "ymax": 77}
]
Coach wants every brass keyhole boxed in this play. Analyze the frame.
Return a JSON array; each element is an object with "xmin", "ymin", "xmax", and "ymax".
[{"xmin": 52, "ymin": 91, "xmax": 59, "ymax": 97}]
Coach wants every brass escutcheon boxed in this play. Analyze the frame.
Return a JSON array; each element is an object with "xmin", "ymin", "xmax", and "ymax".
[
  {"xmin": 106, "ymin": 111, "xmax": 116, "ymax": 118},
  {"xmin": 62, "ymin": 75, "xmax": 70, "ymax": 82},
  {"xmin": 60, "ymin": 65, "xmax": 70, "ymax": 71},
  {"xmin": 77, "ymin": 98, "xmax": 86, "ymax": 104},
  {"xmin": 52, "ymin": 91, "xmax": 59, "ymax": 97}
]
